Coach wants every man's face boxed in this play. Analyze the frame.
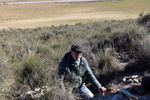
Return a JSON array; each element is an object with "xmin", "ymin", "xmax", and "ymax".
[{"xmin": 71, "ymin": 50, "xmax": 82, "ymax": 61}]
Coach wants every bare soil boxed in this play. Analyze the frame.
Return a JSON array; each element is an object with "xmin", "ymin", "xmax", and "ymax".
[{"xmin": 85, "ymin": 71, "xmax": 150, "ymax": 100}]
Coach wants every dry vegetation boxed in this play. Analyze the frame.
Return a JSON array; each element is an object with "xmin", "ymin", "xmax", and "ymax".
[
  {"xmin": 0, "ymin": 0, "xmax": 150, "ymax": 99},
  {"xmin": 0, "ymin": 13, "xmax": 150, "ymax": 100}
]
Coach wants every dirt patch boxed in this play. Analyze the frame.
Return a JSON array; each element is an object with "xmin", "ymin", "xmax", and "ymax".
[
  {"xmin": 106, "ymin": 72, "xmax": 143, "ymax": 92},
  {"xmin": 86, "ymin": 71, "xmax": 150, "ymax": 100}
]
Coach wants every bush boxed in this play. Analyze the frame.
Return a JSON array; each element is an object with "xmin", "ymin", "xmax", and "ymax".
[
  {"xmin": 15, "ymin": 55, "xmax": 45, "ymax": 89},
  {"xmin": 138, "ymin": 13, "xmax": 150, "ymax": 31},
  {"xmin": 133, "ymin": 35, "xmax": 150, "ymax": 63},
  {"xmin": 138, "ymin": 13, "xmax": 150, "ymax": 25}
]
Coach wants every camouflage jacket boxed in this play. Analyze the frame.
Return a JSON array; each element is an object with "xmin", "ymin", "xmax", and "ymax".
[{"xmin": 58, "ymin": 52, "xmax": 102, "ymax": 90}]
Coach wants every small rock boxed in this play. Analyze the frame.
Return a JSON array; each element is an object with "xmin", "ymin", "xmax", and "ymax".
[
  {"xmin": 132, "ymin": 75, "xmax": 138, "ymax": 78},
  {"xmin": 127, "ymin": 79, "xmax": 133, "ymax": 83},
  {"xmin": 123, "ymin": 78, "xmax": 126, "ymax": 82},
  {"xmin": 35, "ymin": 88, "xmax": 40, "ymax": 92},
  {"xmin": 133, "ymin": 79, "xmax": 139, "ymax": 83},
  {"xmin": 26, "ymin": 90, "xmax": 33, "ymax": 94}
]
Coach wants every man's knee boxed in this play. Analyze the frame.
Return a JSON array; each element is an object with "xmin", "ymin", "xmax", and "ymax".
[{"xmin": 80, "ymin": 84, "xmax": 94, "ymax": 98}]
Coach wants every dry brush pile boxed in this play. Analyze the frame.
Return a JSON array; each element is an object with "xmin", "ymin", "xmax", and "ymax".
[{"xmin": 0, "ymin": 13, "xmax": 150, "ymax": 100}]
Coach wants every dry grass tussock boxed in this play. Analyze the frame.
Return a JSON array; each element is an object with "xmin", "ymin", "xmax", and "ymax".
[
  {"xmin": 0, "ymin": 14, "xmax": 150, "ymax": 99},
  {"xmin": 133, "ymin": 35, "xmax": 150, "ymax": 62}
]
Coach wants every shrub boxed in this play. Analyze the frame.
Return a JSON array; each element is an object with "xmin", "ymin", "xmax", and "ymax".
[
  {"xmin": 138, "ymin": 13, "xmax": 150, "ymax": 25},
  {"xmin": 138, "ymin": 13, "xmax": 150, "ymax": 31},
  {"xmin": 39, "ymin": 32, "xmax": 54, "ymax": 41},
  {"xmin": 15, "ymin": 55, "xmax": 45, "ymax": 89},
  {"xmin": 133, "ymin": 35, "xmax": 150, "ymax": 63},
  {"xmin": 98, "ymin": 48, "xmax": 123, "ymax": 74}
]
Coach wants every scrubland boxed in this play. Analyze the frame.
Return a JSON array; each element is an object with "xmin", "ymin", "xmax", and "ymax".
[
  {"xmin": 0, "ymin": 13, "xmax": 150, "ymax": 100},
  {"xmin": 0, "ymin": 0, "xmax": 150, "ymax": 99}
]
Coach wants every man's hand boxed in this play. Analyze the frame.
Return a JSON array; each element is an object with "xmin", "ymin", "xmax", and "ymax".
[{"xmin": 98, "ymin": 86, "xmax": 106, "ymax": 96}]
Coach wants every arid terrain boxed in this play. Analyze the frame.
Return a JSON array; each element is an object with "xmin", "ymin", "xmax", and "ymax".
[{"xmin": 0, "ymin": 0, "xmax": 150, "ymax": 100}]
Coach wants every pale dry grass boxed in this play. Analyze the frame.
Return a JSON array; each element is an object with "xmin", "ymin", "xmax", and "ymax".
[
  {"xmin": 0, "ymin": 12, "xmax": 139, "ymax": 29},
  {"xmin": 0, "ymin": 0, "xmax": 150, "ymax": 29}
]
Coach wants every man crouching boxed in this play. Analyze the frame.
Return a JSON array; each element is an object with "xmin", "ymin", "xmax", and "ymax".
[{"xmin": 58, "ymin": 44, "xmax": 106, "ymax": 98}]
